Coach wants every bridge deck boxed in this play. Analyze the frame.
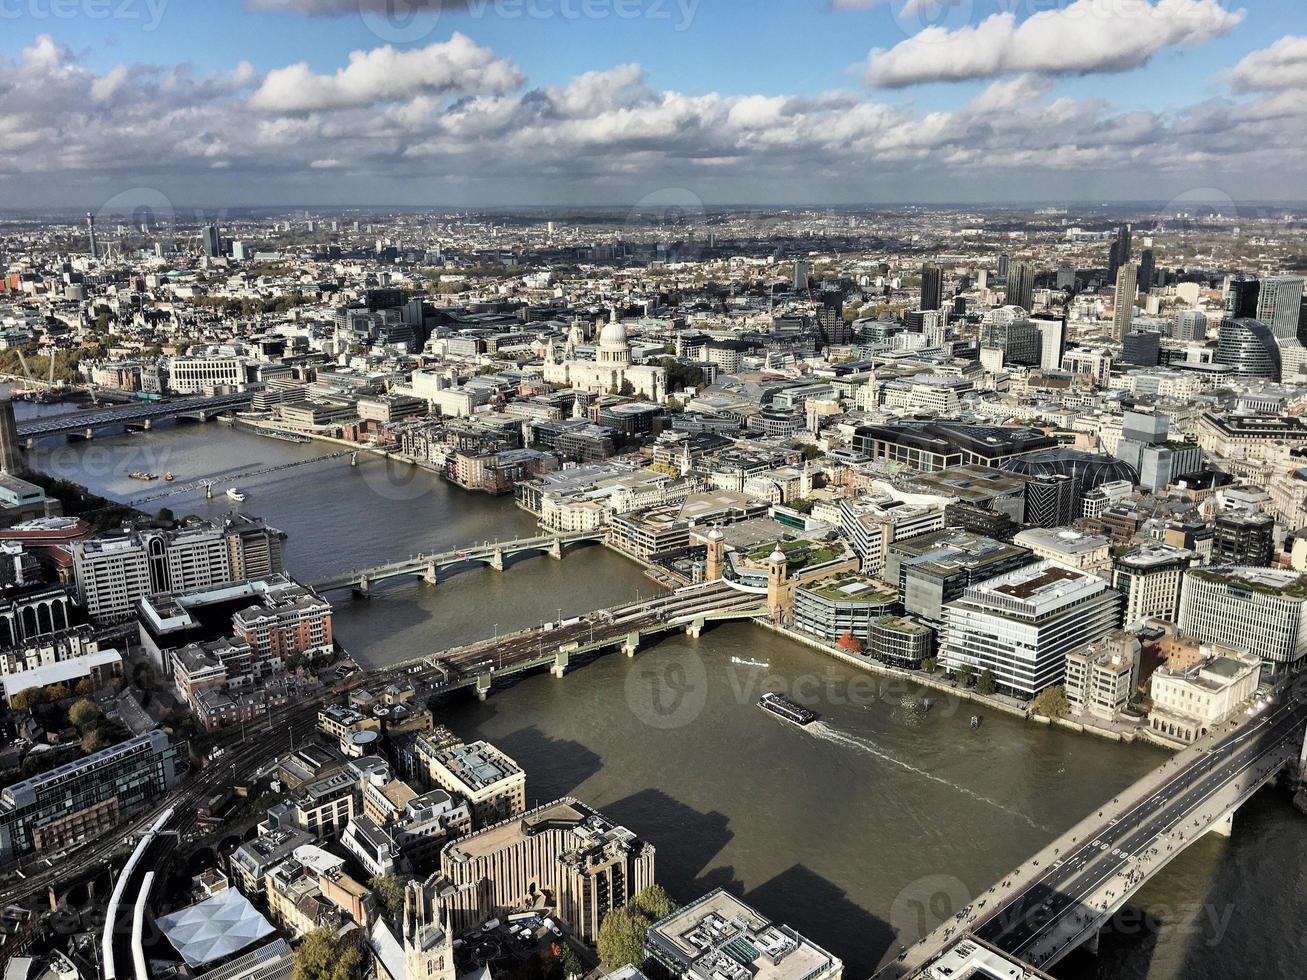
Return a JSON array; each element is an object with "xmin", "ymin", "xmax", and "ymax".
[{"xmin": 883, "ymin": 696, "xmax": 1307, "ymax": 978}]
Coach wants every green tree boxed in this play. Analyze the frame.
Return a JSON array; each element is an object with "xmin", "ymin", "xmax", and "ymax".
[
  {"xmin": 81, "ymin": 728, "xmax": 112, "ymax": 754},
  {"xmin": 1033, "ymin": 685, "xmax": 1071, "ymax": 719},
  {"xmin": 619, "ymin": 379, "xmax": 636, "ymax": 398},
  {"xmin": 920, "ymin": 657, "xmax": 938, "ymax": 674},
  {"xmin": 560, "ymin": 947, "xmax": 585, "ymax": 980},
  {"xmin": 44, "ymin": 684, "xmax": 70, "ymax": 703},
  {"xmin": 9, "ymin": 688, "xmax": 37, "ymax": 712},
  {"xmin": 957, "ymin": 664, "xmax": 977, "ymax": 689},
  {"xmin": 632, "ymin": 884, "xmax": 677, "ymax": 921},
  {"xmin": 292, "ymin": 927, "xmax": 365, "ymax": 980},
  {"xmin": 74, "ymin": 678, "xmax": 96, "ymax": 696},
  {"xmin": 799, "ymin": 444, "xmax": 824, "ymax": 461},
  {"xmin": 369, "ymin": 873, "xmax": 406, "ymax": 918},
  {"xmin": 975, "ymin": 670, "xmax": 997, "ymax": 697},
  {"xmin": 597, "ymin": 907, "xmax": 648, "ymax": 969},
  {"xmin": 69, "ymin": 698, "xmax": 102, "ymax": 731},
  {"xmin": 155, "ymin": 507, "xmax": 176, "ymax": 524}
]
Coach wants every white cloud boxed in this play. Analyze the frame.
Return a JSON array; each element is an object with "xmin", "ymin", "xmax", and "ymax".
[
  {"xmin": 864, "ymin": 0, "xmax": 1244, "ymax": 87},
  {"xmin": 1, "ymin": 28, "xmax": 1304, "ymax": 206},
  {"xmin": 248, "ymin": 34, "xmax": 523, "ymax": 112},
  {"xmin": 1226, "ymin": 35, "xmax": 1307, "ymax": 92}
]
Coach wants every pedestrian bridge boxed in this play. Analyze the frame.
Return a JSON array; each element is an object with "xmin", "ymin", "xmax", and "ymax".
[
  {"xmin": 882, "ymin": 695, "xmax": 1307, "ymax": 978},
  {"xmin": 307, "ymin": 530, "xmax": 608, "ymax": 594}
]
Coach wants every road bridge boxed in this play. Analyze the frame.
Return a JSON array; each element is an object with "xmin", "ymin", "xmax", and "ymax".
[
  {"xmin": 15, "ymin": 392, "xmax": 253, "ymax": 440},
  {"xmin": 307, "ymin": 530, "xmax": 608, "ymax": 593},
  {"xmin": 884, "ymin": 693, "xmax": 1307, "ymax": 978}
]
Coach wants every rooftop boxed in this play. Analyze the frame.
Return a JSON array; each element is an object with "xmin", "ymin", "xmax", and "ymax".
[{"xmin": 647, "ymin": 888, "xmax": 841, "ymax": 980}]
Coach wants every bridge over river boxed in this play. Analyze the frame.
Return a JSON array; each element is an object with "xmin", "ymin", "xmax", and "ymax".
[{"xmin": 884, "ymin": 691, "xmax": 1307, "ymax": 978}]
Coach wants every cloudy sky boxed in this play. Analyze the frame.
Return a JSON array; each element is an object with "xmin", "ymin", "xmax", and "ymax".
[{"xmin": 0, "ymin": 0, "xmax": 1304, "ymax": 209}]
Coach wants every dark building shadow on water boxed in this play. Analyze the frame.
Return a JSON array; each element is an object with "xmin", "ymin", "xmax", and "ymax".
[
  {"xmin": 490, "ymin": 726, "xmax": 604, "ymax": 800},
  {"xmin": 603, "ymin": 789, "xmax": 738, "ymax": 896},
  {"xmin": 746, "ymin": 865, "xmax": 894, "ymax": 980}
]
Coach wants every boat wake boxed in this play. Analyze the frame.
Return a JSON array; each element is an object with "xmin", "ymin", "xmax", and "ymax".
[
  {"xmin": 731, "ymin": 656, "xmax": 769, "ymax": 669},
  {"xmin": 806, "ymin": 721, "xmax": 1047, "ymax": 830}
]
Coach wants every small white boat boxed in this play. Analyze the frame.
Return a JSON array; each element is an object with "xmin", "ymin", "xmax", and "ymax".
[{"xmin": 227, "ymin": 488, "xmax": 247, "ymax": 502}]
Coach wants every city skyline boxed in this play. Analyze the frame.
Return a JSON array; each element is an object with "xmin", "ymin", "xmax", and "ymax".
[{"xmin": 0, "ymin": 0, "xmax": 1305, "ymax": 207}]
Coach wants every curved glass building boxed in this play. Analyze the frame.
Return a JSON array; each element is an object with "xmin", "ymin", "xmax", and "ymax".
[
  {"xmin": 1001, "ymin": 449, "xmax": 1139, "ymax": 490},
  {"xmin": 1216, "ymin": 317, "xmax": 1281, "ymax": 380}
]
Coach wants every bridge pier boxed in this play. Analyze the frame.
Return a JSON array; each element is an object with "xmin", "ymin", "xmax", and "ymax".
[
  {"xmin": 549, "ymin": 539, "xmax": 563, "ymax": 560},
  {"xmin": 686, "ymin": 616, "xmax": 705, "ymax": 639},
  {"xmin": 490, "ymin": 547, "xmax": 506, "ymax": 572},
  {"xmin": 423, "ymin": 562, "xmax": 439, "ymax": 586},
  {"xmin": 475, "ymin": 675, "xmax": 492, "ymax": 701},
  {"xmin": 143, "ymin": 418, "xmax": 151, "ymax": 431},
  {"xmin": 25, "ymin": 437, "xmax": 33, "ymax": 450},
  {"xmin": 552, "ymin": 651, "xmax": 570, "ymax": 678},
  {"xmin": 623, "ymin": 631, "xmax": 641, "ymax": 657},
  {"xmin": 1082, "ymin": 926, "xmax": 1101, "ymax": 957},
  {"xmin": 353, "ymin": 579, "xmax": 370, "ymax": 600},
  {"xmin": 1207, "ymin": 809, "xmax": 1235, "ymax": 838},
  {"xmin": 84, "ymin": 427, "xmax": 94, "ymax": 440}
]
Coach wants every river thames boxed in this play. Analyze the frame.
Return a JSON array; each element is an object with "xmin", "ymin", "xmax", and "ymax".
[{"xmin": 19, "ymin": 406, "xmax": 1307, "ymax": 980}]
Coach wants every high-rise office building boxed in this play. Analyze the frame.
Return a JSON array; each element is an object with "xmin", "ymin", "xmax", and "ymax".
[
  {"xmin": 1032, "ymin": 313, "xmax": 1067, "ymax": 370},
  {"xmin": 1113, "ymin": 410, "xmax": 1202, "ymax": 492},
  {"xmin": 1112, "ymin": 544, "xmax": 1192, "ymax": 626},
  {"xmin": 1224, "ymin": 275, "xmax": 1260, "ymax": 319},
  {"xmin": 1024, "ymin": 473, "xmax": 1077, "ymax": 528},
  {"xmin": 793, "ymin": 260, "xmax": 810, "ymax": 292},
  {"xmin": 1217, "ymin": 317, "xmax": 1281, "ymax": 380},
  {"xmin": 1005, "ymin": 261, "xmax": 1034, "ymax": 312},
  {"xmin": 1112, "ymin": 264, "xmax": 1138, "ymax": 341},
  {"xmin": 1211, "ymin": 512, "xmax": 1275, "ymax": 567},
  {"xmin": 1138, "ymin": 248, "xmax": 1156, "ymax": 294},
  {"xmin": 1109, "ymin": 223, "xmax": 1132, "ymax": 278},
  {"xmin": 920, "ymin": 262, "xmax": 943, "ymax": 312},
  {"xmin": 86, "ymin": 212, "xmax": 98, "ymax": 261},
  {"xmin": 1255, "ymin": 275, "xmax": 1306, "ymax": 339},
  {"xmin": 202, "ymin": 223, "xmax": 223, "ymax": 258},
  {"xmin": 1121, "ymin": 331, "xmax": 1161, "ymax": 367},
  {"xmin": 0, "ymin": 398, "xmax": 21, "ymax": 474},
  {"xmin": 1174, "ymin": 310, "xmax": 1208, "ymax": 342},
  {"xmin": 980, "ymin": 316, "xmax": 1041, "ymax": 366},
  {"xmin": 942, "ymin": 560, "xmax": 1120, "ymax": 697},
  {"xmin": 1179, "ymin": 567, "xmax": 1307, "ymax": 675},
  {"xmin": 997, "ymin": 254, "xmax": 1010, "ymax": 281}
]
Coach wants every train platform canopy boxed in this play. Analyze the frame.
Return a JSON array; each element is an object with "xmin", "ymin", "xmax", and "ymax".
[{"xmin": 157, "ymin": 888, "xmax": 276, "ymax": 967}]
